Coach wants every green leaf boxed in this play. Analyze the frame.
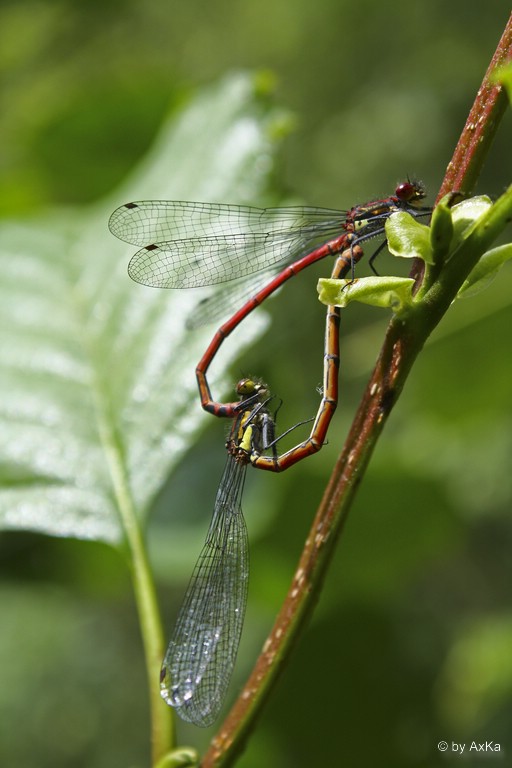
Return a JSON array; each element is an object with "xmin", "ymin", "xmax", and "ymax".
[
  {"xmin": 458, "ymin": 243, "xmax": 512, "ymax": 298},
  {"xmin": 429, "ymin": 195, "xmax": 455, "ymax": 264},
  {"xmin": 385, "ymin": 211, "xmax": 433, "ymax": 264},
  {"xmin": 429, "ymin": 194, "xmax": 493, "ymax": 267},
  {"xmin": 318, "ymin": 275, "xmax": 415, "ymax": 313},
  {"xmin": 0, "ymin": 73, "xmax": 284, "ymax": 545},
  {"xmin": 449, "ymin": 195, "xmax": 493, "ymax": 247},
  {"xmin": 155, "ymin": 747, "xmax": 200, "ymax": 768}
]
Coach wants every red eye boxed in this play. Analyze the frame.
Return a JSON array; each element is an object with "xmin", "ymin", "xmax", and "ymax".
[{"xmin": 395, "ymin": 180, "xmax": 426, "ymax": 203}]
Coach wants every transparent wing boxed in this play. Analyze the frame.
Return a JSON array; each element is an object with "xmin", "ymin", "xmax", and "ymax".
[
  {"xmin": 109, "ymin": 200, "xmax": 344, "ymax": 243},
  {"xmin": 127, "ymin": 232, "xmax": 314, "ymax": 288},
  {"xmin": 160, "ymin": 455, "xmax": 249, "ymax": 727},
  {"xmin": 185, "ymin": 268, "xmax": 281, "ymax": 329},
  {"xmin": 108, "ymin": 201, "xmax": 344, "ymax": 288}
]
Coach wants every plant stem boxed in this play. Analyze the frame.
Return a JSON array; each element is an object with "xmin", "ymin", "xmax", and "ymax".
[
  {"xmin": 437, "ymin": 12, "xmax": 512, "ymax": 199},
  {"xmin": 123, "ymin": 494, "xmax": 175, "ymax": 764},
  {"xmin": 93, "ymin": 387, "xmax": 174, "ymax": 763}
]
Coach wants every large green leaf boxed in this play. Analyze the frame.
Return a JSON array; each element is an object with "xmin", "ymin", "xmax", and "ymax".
[{"xmin": 0, "ymin": 73, "xmax": 284, "ymax": 545}]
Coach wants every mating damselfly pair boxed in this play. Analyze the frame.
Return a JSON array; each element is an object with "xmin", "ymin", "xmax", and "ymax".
[{"xmin": 109, "ymin": 180, "xmax": 431, "ymax": 726}]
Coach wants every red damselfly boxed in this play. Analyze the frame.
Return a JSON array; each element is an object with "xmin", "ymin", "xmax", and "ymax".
[{"xmin": 109, "ymin": 181, "xmax": 431, "ymax": 417}]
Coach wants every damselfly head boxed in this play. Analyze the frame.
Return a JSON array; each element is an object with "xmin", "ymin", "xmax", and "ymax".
[
  {"xmin": 395, "ymin": 179, "xmax": 426, "ymax": 206},
  {"xmin": 236, "ymin": 377, "xmax": 269, "ymax": 400}
]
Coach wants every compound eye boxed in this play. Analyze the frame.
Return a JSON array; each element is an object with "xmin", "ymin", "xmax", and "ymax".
[
  {"xmin": 236, "ymin": 378, "xmax": 256, "ymax": 396},
  {"xmin": 236, "ymin": 377, "xmax": 268, "ymax": 398},
  {"xmin": 395, "ymin": 181, "xmax": 416, "ymax": 201},
  {"xmin": 395, "ymin": 180, "xmax": 425, "ymax": 203}
]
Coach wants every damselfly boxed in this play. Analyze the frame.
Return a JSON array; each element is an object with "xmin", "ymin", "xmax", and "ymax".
[
  {"xmin": 109, "ymin": 181, "xmax": 432, "ymax": 416},
  {"xmin": 160, "ymin": 378, "xmax": 274, "ymax": 727},
  {"xmin": 160, "ymin": 373, "xmax": 336, "ymax": 726}
]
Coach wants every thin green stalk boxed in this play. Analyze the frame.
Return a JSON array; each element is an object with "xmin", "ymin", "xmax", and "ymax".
[
  {"xmin": 87, "ymin": 361, "xmax": 174, "ymax": 763},
  {"xmin": 119, "ymin": 478, "xmax": 175, "ymax": 764},
  {"xmin": 100, "ymin": 421, "xmax": 174, "ymax": 763}
]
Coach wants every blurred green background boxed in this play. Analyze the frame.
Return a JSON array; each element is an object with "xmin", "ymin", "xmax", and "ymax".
[{"xmin": 1, "ymin": 1, "xmax": 512, "ymax": 767}]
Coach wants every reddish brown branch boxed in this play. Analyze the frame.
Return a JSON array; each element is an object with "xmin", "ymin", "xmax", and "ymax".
[{"xmin": 438, "ymin": 12, "xmax": 512, "ymax": 200}]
